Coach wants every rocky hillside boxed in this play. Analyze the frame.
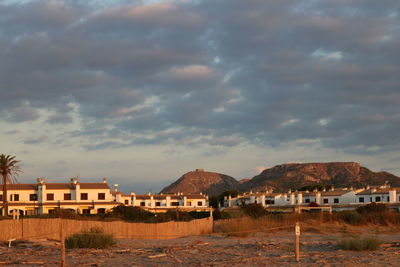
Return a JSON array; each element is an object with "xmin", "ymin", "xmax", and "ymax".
[
  {"xmin": 159, "ymin": 169, "xmax": 240, "ymax": 197},
  {"xmin": 240, "ymin": 162, "xmax": 400, "ymax": 192}
]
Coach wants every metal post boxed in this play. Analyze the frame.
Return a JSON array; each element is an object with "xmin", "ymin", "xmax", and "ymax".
[{"xmin": 295, "ymin": 222, "xmax": 300, "ymax": 262}]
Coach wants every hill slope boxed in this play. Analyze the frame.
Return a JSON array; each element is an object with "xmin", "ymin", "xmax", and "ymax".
[
  {"xmin": 240, "ymin": 162, "xmax": 400, "ymax": 192},
  {"xmin": 159, "ymin": 169, "xmax": 240, "ymax": 196}
]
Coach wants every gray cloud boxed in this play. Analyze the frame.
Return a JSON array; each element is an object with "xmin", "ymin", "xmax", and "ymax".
[{"xmin": 0, "ymin": 0, "xmax": 399, "ymax": 156}]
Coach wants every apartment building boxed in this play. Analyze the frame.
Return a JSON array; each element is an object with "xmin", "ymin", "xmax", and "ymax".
[
  {"xmin": 223, "ymin": 185, "xmax": 398, "ymax": 209},
  {"xmin": 2, "ymin": 178, "xmax": 116, "ymax": 215},
  {"xmin": 1, "ymin": 178, "xmax": 211, "ymax": 216}
]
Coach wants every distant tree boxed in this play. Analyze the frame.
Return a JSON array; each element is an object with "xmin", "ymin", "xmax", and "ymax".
[
  {"xmin": 210, "ymin": 190, "xmax": 242, "ymax": 208},
  {"xmin": 0, "ymin": 154, "xmax": 22, "ymax": 216},
  {"xmin": 299, "ymin": 184, "xmax": 331, "ymax": 192}
]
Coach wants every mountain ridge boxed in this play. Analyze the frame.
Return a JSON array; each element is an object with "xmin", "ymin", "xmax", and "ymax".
[{"xmin": 160, "ymin": 162, "xmax": 400, "ymax": 196}]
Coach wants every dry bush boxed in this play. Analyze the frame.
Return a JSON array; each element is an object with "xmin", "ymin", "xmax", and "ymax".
[{"xmin": 338, "ymin": 236, "xmax": 382, "ymax": 251}]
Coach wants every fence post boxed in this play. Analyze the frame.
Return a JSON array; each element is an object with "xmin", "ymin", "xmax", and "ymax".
[
  {"xmin": 295, "ymin": 222, "xmax": 300, "ymax": 262},
  {"xmin": 60, "ymin": 219, "xmax": 66, "ymax": 267}
]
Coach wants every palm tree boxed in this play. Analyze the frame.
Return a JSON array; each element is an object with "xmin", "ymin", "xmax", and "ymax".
[{"xmin": 0, "ymin": 154, "xmax": 21, "ymax": 216}]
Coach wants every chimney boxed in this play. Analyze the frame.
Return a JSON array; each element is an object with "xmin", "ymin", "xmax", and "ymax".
[
  {"xmin": 103, "ymin": 177, "xmax": 107, "ymax": 183},
  {"xmin": 37, "ymin": 178, "xmax": 45, "ymax": 184},
  {"xmin": 71, "ymin": 177, "xmax": 78, "ymax": 184},
  {"xmin": 114, "ymin": 184, "xmax": 118, "ymax": 192}
]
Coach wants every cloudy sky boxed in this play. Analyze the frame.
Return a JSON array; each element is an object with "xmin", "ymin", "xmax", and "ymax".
[{"xmin": 1, "ymin": 0, "xmax": 399, "ymax": 193}]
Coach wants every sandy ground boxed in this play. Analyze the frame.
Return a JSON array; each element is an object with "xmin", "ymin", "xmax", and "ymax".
[{"xmin": 1, "ymin": 229, "xmax": 400, "ymax": 266}]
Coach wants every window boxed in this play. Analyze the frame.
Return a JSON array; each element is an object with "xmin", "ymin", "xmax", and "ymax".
[
  {"xmin": 375, "ymin": 196, "xmax": 381, "ymax": 202},
  {"xmin": 47, "ymin": 194, "xmax": 54, "ymax": 201},
  {"xmin": 29, "ymin": 194, "xmax": 37, "ymax": 201},
  {"xmin": 359, "ymin": 197, "xmax": 364, "ymax": 203},
  {"xmin": 98, "ymin": 193, "xmax": 105, "ymax": 200},
  {"xmin": 82, "ymin": 209, "xmax": 90, "ymax": 214},
  {"xmin": 334, "ymin": 198, "xmax": 339, "ymax": 204},
  {"xmin": 187, "ymin": 202, "xmax": 192, "ymax": 206},
  {"xmin": 387, "ymin": 196, "xmax": 390, "ymax": 202},
  {"xmin": 156, "ymin": 202, "xmax": 161, "ymax": 206},
  {"xmin": 305, "ymin": 199, "xmax": 310, "ymax": 203},
  {"xmin": 125, "ymin": 200, "xmax": 129, "ymax": 205},
  {"xmin": 97, "ymin": 208, "xmax": 106, "ymax": 214},
  {"xmin": 140, "ymin": 201, "xmax": 145, "ymax": 206},
  {"xmin": 11, "ymin": 194, "xmax": 19, "ymax": 201},
  {"xmin": 323, "ymin": 198, "xmax": 329, "ymax": 204},
  {"xmin": 64, "ymin": 194, "xmax": 71, "ymax": 200},
  {"xmin": 81, "ymin": 193, "xmax": 88, "ymax": 200},
  {"xmin": 0, "ymin": 195, "xmax": 2, "ymax": 201},
  {"xmin": 370, "ymin": 197, "xmax": 372, "ymax": 202},
  {"xmin": 171, "ymin": 202, "xmax": 179, "ymax": 206},
  {"xmin": 197, "ymin": 201, "xmax": 203, "ymax": 206}
]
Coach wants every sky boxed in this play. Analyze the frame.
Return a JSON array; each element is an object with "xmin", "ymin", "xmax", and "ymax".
[{"xmin": 1, "ymin": 0, "xmax": 399, "ymax": 194}]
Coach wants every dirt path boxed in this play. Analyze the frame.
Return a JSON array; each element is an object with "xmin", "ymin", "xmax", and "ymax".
[{"xmin": 1, "ymin": 231, "xmax": 400, "ymax": 266}]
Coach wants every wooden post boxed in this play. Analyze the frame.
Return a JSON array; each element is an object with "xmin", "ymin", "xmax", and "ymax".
[
  {"xmin": 21, "ymin": 215, "xmax": 24, "ymax": 239},
  {"xmin": 60, "ymin": 219, "xmax": 66, "ymax": 267},
  {"xmin": 295, "ymin": 222, "xmax": 300, "ymax": 262}
]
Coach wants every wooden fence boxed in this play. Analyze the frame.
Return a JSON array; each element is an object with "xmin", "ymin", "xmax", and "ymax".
[{"xmin": 0, "ymin": 217, "xmax": 213, "ymax": 241}]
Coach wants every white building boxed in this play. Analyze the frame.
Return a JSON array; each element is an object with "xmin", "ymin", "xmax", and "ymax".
[
  {"xmin": 356, "ymin": 187, "xmax": 399, "ymax": 204},
  {"xmin": 222, "ymin": 186, "xmax": 395, "ymax": 209}
]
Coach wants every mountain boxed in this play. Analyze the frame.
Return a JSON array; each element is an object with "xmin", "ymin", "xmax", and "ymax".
[
  {"xmin": 159, "ymin": 169, "xmax": 240, "ymax": 196},
  {"xmin": 240, "ymin": 162, "xmax": 400, "ymax": 192}
]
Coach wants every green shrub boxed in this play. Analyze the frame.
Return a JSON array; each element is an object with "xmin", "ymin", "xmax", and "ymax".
[
  {"xmin": 110, "ymin": 205, "xmax": 155, "ymax": 222},
  {"xmin": 65, "ymin": 227, "xmax": 116, "ymax": 249},
  {"xmin": 338, "ymin": 236, "xmax": 382, "ymax": 251}
]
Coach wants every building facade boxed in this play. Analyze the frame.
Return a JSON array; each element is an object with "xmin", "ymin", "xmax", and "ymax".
[
  {"xmin": 223, "ymin": 185, "xmax": 400, "ymax": 210},
  {"xmin": 1, "ymin": 178, "xmax": 210, "ymax": 216}
]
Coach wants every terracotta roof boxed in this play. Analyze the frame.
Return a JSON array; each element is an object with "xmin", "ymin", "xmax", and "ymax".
[
  {"xmin": 356, "ymin": 188, "xmax": 398, "ymax": 195},
  {"xmin": 6, "ymin": 184, "xmax": 37, "ymax": 190},
  {"xmin": 301, "ymin": 192, "xmax": 318, "ymax": 196},
  {"xmin": 321, "ymin": 190, "xmax": 352, "ymax": 196},
  {"xmin": 6, "ymin": 182, "xmax": 110, "ymax": 190},
  {"xmin": 135, "ymin": 195, "xmax": 151, "ymax": 200},
  {"xmin": 80, "ymin": 183, "xmax": 110, "ymax": 189},
  {"xmin": 46, "ymin": 183, "xmax": 74, "ymax": 190},
  {"xmin": 186, "ymin": 194, "xmax": 207, "ymax": 199}
]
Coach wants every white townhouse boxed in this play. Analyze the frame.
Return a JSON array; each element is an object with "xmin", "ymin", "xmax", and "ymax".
[
  {"xmin": 127, "ymin": 192, "xmax": 210, "ymax": 213},
  {"xmin": 223, "ymin": 187, "xmax": 370, "ymax": 209},
  {"xmin": 356, "ymin": 186, "xmax": 399, "ymax": 204},
  {"xmin": 319, "ymin": 189, "xmax": 358, "ymax": 205},
  {"xmin": 2, "ymin": 177, "xmax": 116, "ymax": 215},
  {"xmin": 224, "ymin": 191, "xmax": 289, "ymax": 208}
]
